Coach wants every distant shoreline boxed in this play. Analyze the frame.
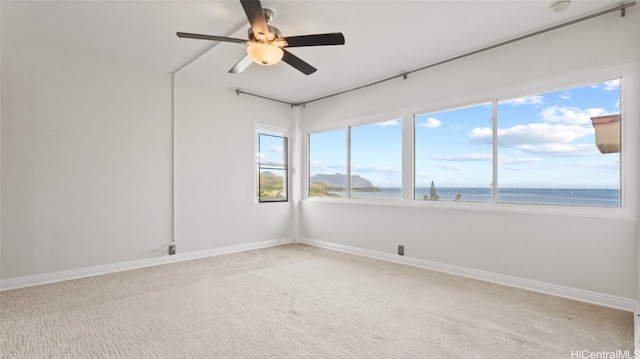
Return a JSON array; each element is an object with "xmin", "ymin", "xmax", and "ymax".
[{"xmin": 322, "ymin": 187, "xmax": 620, "ymax": 207}]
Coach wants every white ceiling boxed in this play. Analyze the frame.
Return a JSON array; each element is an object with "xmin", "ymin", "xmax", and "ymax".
[{"xmin": 1, "ymin": 0, "xmax": 625, "ymax": 103}]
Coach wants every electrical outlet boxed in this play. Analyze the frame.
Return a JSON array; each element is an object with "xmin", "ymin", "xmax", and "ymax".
[
  {"xmin": 168, "ymin": 244, "xmax": 176, "ymax": 255},
  {"xmin": 398, "ymin": 245, "xmax": 404, "ymax": 256}
]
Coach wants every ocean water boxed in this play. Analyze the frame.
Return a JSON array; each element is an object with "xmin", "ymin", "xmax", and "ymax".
[{"xmin": 334, "ymin": 187, "xmax": 620, "ymax": 208}]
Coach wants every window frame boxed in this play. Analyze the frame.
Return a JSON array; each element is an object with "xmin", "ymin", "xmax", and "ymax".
[
  {"xmin": 412, "ymin": 101, "xmax": 494, "ymax": 203},
  {"xmin": 307, "ymin": 128, "xmax": 349, "ymax": 199},
  {"xmin": 303, "ymin": 64, "xmax": 635, "ymax": 218},
  {"xmin": 493, "ymin": 79, "xmax": 622, "ymax": 208},
  {"xmin": 349, "ymin": 119, "xmax": 403, "ymax": 199},
  {"xmin": 306, "ymin": 114, "xmax": 404, "ymax": 200},
  {"xmin": 409, "ymin": 79, "xmax": 622, "ymax": 208},
  {"xmin": 255, "ymin": 125, "xmax": 289, "ymax": 204}
]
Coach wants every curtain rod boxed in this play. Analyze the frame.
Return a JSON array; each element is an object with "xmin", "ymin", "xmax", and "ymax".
[
  {"xmin": 235, "ymin": 89, "xmax": 299, "ymax": 107},
  {"xmin": 236, "ymin": 1, "xmax": 636, "ymax": 107}
]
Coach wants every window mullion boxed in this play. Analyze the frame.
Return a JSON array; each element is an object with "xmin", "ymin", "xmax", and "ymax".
[
  {"xmin": 346, "ymin": 126, "xmax": 352, "ymax": 198},
  {"xmin": 492, "ymin": 99, "xmax": 498, "ymax": 204},
  {"xmin": 256, "ymin": 131, "xmax": 288, "ymax": 203}
]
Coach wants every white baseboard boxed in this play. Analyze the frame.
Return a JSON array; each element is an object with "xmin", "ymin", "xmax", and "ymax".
[
  {"xmin": 300, "ymin": 237, "xmax": 637, "ymax": 312},
  {"xmin": 635, "ymin": 306, "xmax": 640, "ymax": 353},
  {"xmin": 0, "ymin": 238, "xmax": 292, "ymax": 291}
]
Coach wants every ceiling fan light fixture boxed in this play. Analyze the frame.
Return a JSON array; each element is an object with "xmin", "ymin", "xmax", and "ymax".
[{"xmin": 247, "ymin": 43, "xmax": 283, "ymax": 66}]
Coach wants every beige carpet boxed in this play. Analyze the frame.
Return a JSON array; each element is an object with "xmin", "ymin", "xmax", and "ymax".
[{"xmin": 0, "ymin": 244, "xmax": 633, "ymax": 358}]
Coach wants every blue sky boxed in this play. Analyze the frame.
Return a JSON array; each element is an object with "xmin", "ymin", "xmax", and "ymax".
[
  {"xmin": 310, "ymin": 78, "xmax": 620, "ymax": 189},
  {"xmin": 258, "ymin": 133, "xmax": 287, "ymax": 168}
]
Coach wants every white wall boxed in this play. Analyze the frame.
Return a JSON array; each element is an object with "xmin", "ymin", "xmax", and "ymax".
[
  {"xmin": 1, "ymin": 33, "xmax": 173, "ymax": 279},
  {"xmin": 0, "ymin": 32, "xmax": 294, "ymax": 283},
  {"xmin": 300, "ymin": 7, "xmax": 640, "ymax": 300},
  {"xmin": 173, "ymin": 76, "xmax": 292, "ymax": 253}
]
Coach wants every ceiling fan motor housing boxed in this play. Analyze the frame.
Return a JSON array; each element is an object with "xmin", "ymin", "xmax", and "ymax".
[
  {"xmin": 262, "ymin": 8, "xmax": 274, "ymax": 23},
  {"xmin": 247, "ymin": 25, "xmax": 282, "ymax": 42}
]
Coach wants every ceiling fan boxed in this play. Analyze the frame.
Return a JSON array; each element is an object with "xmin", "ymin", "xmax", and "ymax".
[{"xmin": 177, "ymin": 0, "xmax": 345, "ymax": 75}]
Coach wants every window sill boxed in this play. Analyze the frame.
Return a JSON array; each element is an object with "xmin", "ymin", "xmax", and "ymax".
[{"xmin": 301, "ymin": 196, "xmax": 636, "ymax": 220}]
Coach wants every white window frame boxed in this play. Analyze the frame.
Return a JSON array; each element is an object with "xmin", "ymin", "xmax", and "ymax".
[
  {"xmin": 302, "ymin": 62, "xmax": 638, "ymax": 219},
  {"xmin": 412, "ymin": 101, "xmax": 494, "ymax": 203},
  {"xmin": 305, "ymin": 113, "xmax": 404, "ymax": 200}
]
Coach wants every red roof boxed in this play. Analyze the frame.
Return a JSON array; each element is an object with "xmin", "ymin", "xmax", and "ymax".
[{"xmin": 591, "ymin": 114, "xmax": 620, "ymax": 125}]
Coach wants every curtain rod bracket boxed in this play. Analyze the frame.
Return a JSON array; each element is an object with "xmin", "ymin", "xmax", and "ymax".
[
  {"xmin": 403, "ymin": 74, "xmax": 408, "ymax": 80},
  {"xmin": 621, "ymin": 7, "xmax": 626, "ymax": 17}
]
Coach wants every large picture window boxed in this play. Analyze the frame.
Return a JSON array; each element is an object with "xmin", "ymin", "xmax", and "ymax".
[
  {"xmin": 308, "ymin": 129, "xmax": 347, "ymax": 198},
  {"xmin": 308, "ymin": 119, "xmax": 402, "ymax": 199},
  {"xmin": 492, "ymin": 79, "xmax": 621, "ymax": 207},
  {"xmin": 414, "ymin": 104, "xmax": 493, "ymax": 202},
  {"xmin": 257, "ymin": 131, "xmax": 288, "ymax": 202},
  {"xmin": 306, "ymin": 78, "xmax": 622, "ymax": 208},
  {"xmin": 350, "ymin": 120, "xmax": 402, "ymax": 199}
]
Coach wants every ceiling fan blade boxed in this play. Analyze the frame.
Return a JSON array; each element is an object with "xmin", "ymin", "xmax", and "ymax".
[
  {"xmin": 177, "ymin": 32, "xmax": 246, "ymax": 44},
  {"xmin": 281, "ymin": 50, "xmax": 317, "ymax": 75},
  {"xmin": 240, "ymin": 0, "xmax": 269, "ymax": 40},
  {"xmin": 283, "ymin": 33, "xmax": 345, "ymax": 48},
  {"xmin": 229, "ymin": 54, "xmax": 253, "ymax": 74}
]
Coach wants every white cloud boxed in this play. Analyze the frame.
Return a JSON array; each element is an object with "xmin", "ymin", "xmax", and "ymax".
[
  {"xmin": 540, "ymin": 106, "xmax": 608, "ymax": 125},
  {"xmin": 507, "ymin": 123, "xmax": 593, "ymax": 143},
  {"xmin": 500, "ymin": 157, "xmax": 543, "ymax": 164},
  {"xmin": 418, "ymin": 117, "xmax": 442, "ymax": 129},
  {"xmin": 559, "ymin": 91, "xmax": 572, "ymax": 100},
  {"xmin": 310, "ymin": 160, "xmax": 325, "ymax": 166},
  {"xmin": 268, "ymin": 145, "xmax": 283, "ymax": 154},
  {"xmin": 309, "ymin": 161, "xmax": 345, "ymax": 173},
  {"xmin": 256, "ymin": 152, "xmax": 266, "ymax": 161},
  {"xmin": 435, "ymin": 163, "xmax": 465, "ymax": 171},
  {"xmin": 431, "ymin": 153, "xmax": 492, "ymax": 161},
  {"xmin": 571, "ymin": 161, "xmax": 619, "ymax": 171},
  {"xmin": 468, "ymin": 123, "xmax": 596, "ymax": 156},
  {"xmin": 375, "ymin": 119, "xmax": 400, "ymax": 127},
  {"xmin": 351, "ymin": 164, "xmax": 401, "ymax": 174},
  {"xmin": 501, "ymin": 165, "xmax": 541, "ymax": 171},
  {"xmin": 501, "ymin": 95, "xmax": 544, "ymax": 106},
  {"xmin": 415, "ymin": 171, "xmax": 434, "ymax": 178},
  {"xmin": 467, "ymin": 127, "xmax": 492, "ymax": 144},
  {"xmin": 516, "ymin": 143, "xmax": 600, "ymax": 157},
  {"xmin": 592, "ymin": 79, "xmax": 620, "ymax": 91},
  {"xmin": 604, "ymin": 79, "xmax": 621, "ymax": 90}
]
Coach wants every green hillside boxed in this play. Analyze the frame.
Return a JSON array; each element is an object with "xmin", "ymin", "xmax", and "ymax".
[{"xmin": 258, "ymin": 172, "xmax": 285, "ymax": 198}]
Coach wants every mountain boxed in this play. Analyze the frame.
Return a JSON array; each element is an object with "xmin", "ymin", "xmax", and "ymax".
[{"xmin": 310, "ymin": 173, "xmax": 375, "ymax": 188}]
